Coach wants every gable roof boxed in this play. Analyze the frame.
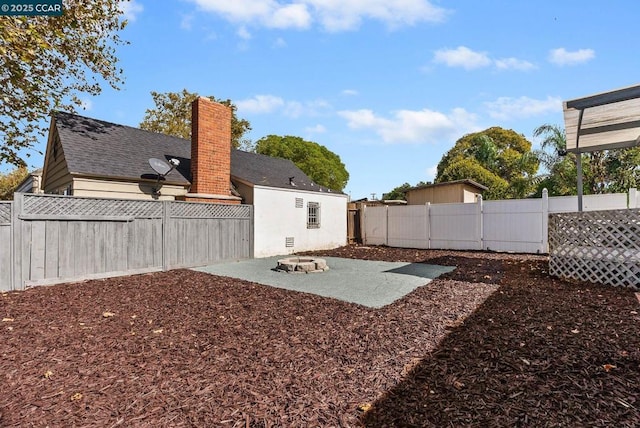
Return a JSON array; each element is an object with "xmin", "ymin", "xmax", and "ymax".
[
  {"xmin": 52, "ymin": 111, "xmax": 333, "ymax": 193},
  {"xmin": 231, "ymin": 150, "xmax": 333, "ymax": 192}
]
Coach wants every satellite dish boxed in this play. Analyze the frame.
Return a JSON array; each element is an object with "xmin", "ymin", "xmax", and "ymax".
[
  {"xmin": 147, "ymin": 157, "xmax": 180, "ymax": 197},
  {"xmin": 149, "ymin": 158, "xmax": 172, "ymax": 176}
]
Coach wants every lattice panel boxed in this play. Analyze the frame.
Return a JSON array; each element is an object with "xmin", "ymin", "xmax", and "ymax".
[
  {"xmin": 170, "ymin": 201, "xmax": 252, "ymax": 219},
  {"xmin": 549, "ymin": 209, "xmax": 640, "ymax": 288},
  {"xmin": 22, "ymin": 194, "xmax": 162, "ymax": 218},
  {"xmin": 0, "ymin": 203, "xmax": 10, "ymax": 224}
]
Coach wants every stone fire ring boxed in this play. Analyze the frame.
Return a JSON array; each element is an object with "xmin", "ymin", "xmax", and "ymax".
[{"xmin": 276, "ymin": 257, "xmax": 329, "ymax": 274}]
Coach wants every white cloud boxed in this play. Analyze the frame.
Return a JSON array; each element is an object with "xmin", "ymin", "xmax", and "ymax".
[
  {"xmin": 484, "ymin": 96, "xmax": 562, "ymax": 121},
  {"xmin": 236, "ymin": 95, "xmax": 285, "ymax": 114},
  {"xmin": 271, "ymin": 3, "xmax": 311, "ymax": 28},
  {"xmin": 338, "ymin": 107, "xmax": 479, "ymax": 144},
  {"xmin": 433, "ymin": 46, "xmax": 535, "ymax": 71},
  {"xmin": 187, "ymin": 0, "xmax": 312, "ymax": 29},
  {"xmin": 305, "ymin": 0, "xmax": 450, "ymax": 31},
  {"xmin": 284, "ymin": 99, "xmax": 330, "ymax": 118},
  {"xmin": 305, "ymin": 124, "xmax": 327, "ymax": 133},
  {"xmin": 180, "ymin": 14, "xmax": 194, "ymax": 30},
  {"xmin": 237, "ymin": 26, "xmax": 252, "ymax": 39},
  {"xmin": 548, "ymin": 48, "xmax": 595, "ymax": 66},
  {"xmin": 119, "ymin": 0, "xmax": 143, "ymax": 22},
  {"xmin": 494, "ymin": 57, "xmax": 536, "ymax": 71},
  {"xmin": 187, "ymin": 0, "xmax": 449, "ymax": 32},
  {"xmin": 236, "ymin": 95, "xmax": 330, "ymax": 117},
  {"xmin": 433, "ymin": 46, "xmax": 492, "ymax": 70},
  {"xmin": 342, "ymin": 89, "xmax": 359, "ymax": 96}
]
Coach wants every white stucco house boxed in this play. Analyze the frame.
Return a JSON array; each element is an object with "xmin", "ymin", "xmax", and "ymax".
[{"xmin": 40, "ymin": 98, "xmax": 347, "ymax": 257}]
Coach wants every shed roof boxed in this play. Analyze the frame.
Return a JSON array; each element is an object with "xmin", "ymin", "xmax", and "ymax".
[{"xmin": 405, "ymin": 179, "xmax": 488, "ymax": 193}]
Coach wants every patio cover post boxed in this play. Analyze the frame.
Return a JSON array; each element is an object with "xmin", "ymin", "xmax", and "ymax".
[{"xmin": 575, "ymin": 109, "xmax": 584, "ymax": 212}]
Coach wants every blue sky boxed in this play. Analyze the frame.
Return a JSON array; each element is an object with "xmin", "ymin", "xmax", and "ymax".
[{"xmin": 18, "ymin": 1, "xmax": 640, "ymax": 199}]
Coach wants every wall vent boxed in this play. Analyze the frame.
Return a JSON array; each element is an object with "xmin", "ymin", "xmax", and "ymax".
[
  {"xmin": 295, "ymin": 198, "xmax": 303, "ymax": 208},
  {"xmin": 285, "ymin": 237, "xmax": 295, "ymax": 247}
]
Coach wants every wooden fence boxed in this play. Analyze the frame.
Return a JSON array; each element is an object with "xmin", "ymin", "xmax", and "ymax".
[
  {"xmin": 363, "ymin": 189, "xmax": 635, "ymax": 254},
  {"xmin": 1, "ymin": 193, "xmax": 253, "ymax": 291}
]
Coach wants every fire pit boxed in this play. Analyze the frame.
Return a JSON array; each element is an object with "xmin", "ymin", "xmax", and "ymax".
[{"xmin": 275, "ymin": 257, "xmax": 329, "ymax": 273}]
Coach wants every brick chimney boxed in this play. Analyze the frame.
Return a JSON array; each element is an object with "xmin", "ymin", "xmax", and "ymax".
[{"xmin": 184, "ymin": 97, "xmax": 241, "ymax": 204}]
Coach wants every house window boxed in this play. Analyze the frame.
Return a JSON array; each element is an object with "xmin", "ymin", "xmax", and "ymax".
[
  {"xmin": 59, "ymin": 183, "xmax": 72, "ymax": 195},
  {"xmin": 295, "ymin": 197, "xmax": 303, "ymax": 208},
  {"xmin": 307, "ymin": 202, "xmax": 320, "ymax": 229}
]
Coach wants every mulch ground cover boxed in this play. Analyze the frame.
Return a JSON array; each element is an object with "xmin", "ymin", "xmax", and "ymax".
[{"xmin": 0, "ymin": 245, "xmax": 638, "ymax": 427}]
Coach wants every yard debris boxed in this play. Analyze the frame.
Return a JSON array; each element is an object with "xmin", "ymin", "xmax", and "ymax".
[
  {"xmin": 43, "ymin": 370, "xmax": 54, "ymax": 379},
  {"xmin": 102, "ymin": 311, "xmax": 115, "ymax": 318},
  {"xmin": 603, "ymin": 364, "xmax": 617, "ymax": 372},
  {"xmin": 357, "ymin": 402, "xmax": 372, "ymax": 412},
  {"xmin": 2, "ymin": 317, "xmax": 14, "ymax": 322},
  {"xmin": 70, "ymin": 392, "xmax": 83, "ymax": 401},
  {"xmin": 152, "ymin": 328, "xmax": 163, "ymax": 334}
]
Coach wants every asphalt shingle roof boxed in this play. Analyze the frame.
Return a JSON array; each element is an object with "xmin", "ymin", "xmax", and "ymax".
[{"xmin": 54, "ymin": 112, "xmax": 332, "ymax": 193}]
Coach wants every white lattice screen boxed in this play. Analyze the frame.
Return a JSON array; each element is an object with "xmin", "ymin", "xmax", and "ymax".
[
  {"xmin": 22, "ymin": 194, "xmax": 162, "ymax": 218},
  {"xmin": 0, "ymin": 203, "xmax": 10, "ymax": 224},
  {"xmin": 549, "ymin": 209, "xmax": 640, "ymax": 288},
  {"xmin": 170, "ymin": 201, "xmax": 252, "ymax": 219}
]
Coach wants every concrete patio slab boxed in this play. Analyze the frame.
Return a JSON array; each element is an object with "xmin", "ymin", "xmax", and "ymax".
[{"xmin": 194, "ymin": 256, "xmax": 455, "ymax": 308}]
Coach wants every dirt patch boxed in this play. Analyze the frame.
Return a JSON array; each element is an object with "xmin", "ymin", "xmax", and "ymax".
[{"xmin": 0, "ymin": 245, "xmax": 638, "ymax": 427}]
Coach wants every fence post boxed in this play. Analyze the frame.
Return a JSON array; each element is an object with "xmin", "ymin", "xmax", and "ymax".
[
  {"xmin": 11, "ymin": 193, "xmax": 23, "ymax": 290},
  {"xmin": 384, "ymin": 205, "xmax": 389, "ymax": 246},
  {"xmin": 541, "ymin": 188, "xmax": 549, "ymax": 253},
  {"xmin": 362, "ymin": 204, "xmax": 367, "ymax": 245},
  {"xmin": 426, "ymin": 202, "xmax": 431, "ymax": 249},
  {"xmin": 162, "ymin": 200, "xmax": 170, "ymax": 271},
  {"xmin": 477, "ymin": 195, "xmax": 483, "ymax": 250},
  {"xmin": 629, "ymin": 188, "xmax": 638, "ymax": 209}
]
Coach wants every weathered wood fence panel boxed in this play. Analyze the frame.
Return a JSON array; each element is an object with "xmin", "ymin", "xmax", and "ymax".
[
  {"xmin": 1, "ymin": 194, "xmax": 253, "ymax": 291},
  {"xmin": 0, "ymin": 202, "xmax": 11, "ymax": 289},
  {"xmin": 165, "ymin": 201, "xmax": 252, "ymax": 269},
  {"xmin": 549, "ymin": 209, "xmax": 640, "ymax": 287},
  {"xmin": 363, "ymin": 205, "xmax": 388, "ymax": 246}
]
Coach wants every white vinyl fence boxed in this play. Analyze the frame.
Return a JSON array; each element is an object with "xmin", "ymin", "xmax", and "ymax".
[
  {"xmin": 1, "ymin": 193, "xmax": 253, "ymax": 291},
  {"xmin": 363, "ymin": 189, "xmax": 636, "ymax": 254}
]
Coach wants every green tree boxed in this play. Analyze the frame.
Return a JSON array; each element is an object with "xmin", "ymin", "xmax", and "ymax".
[
  {"xmin": 382, "ymin": 181, "xmax": 431, "ymax": 200},
  {"xmin": 0, "ymin": 1, "xmax": 128, "ymax": 167},
  {"xmin": 139, "ymin": 89, "xmax": 252, "ymax": 150},
  {"xmin": 533, "ymin": 124, "xmax": 577, "ymax": 196},
  {"xmin": 533, "ymin": 123, "xmax": 640, "ymax": 196},
  {"xmin": 255, "ymin": 135, "xmax": 349, "ymax": 191},
  {"xmin": 0, "ymin": 166, "xmax": 28, "ymax": 200},
  {"xmin": 436, "ymin": 127, "xmax": 539, "ymax": 199}
]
